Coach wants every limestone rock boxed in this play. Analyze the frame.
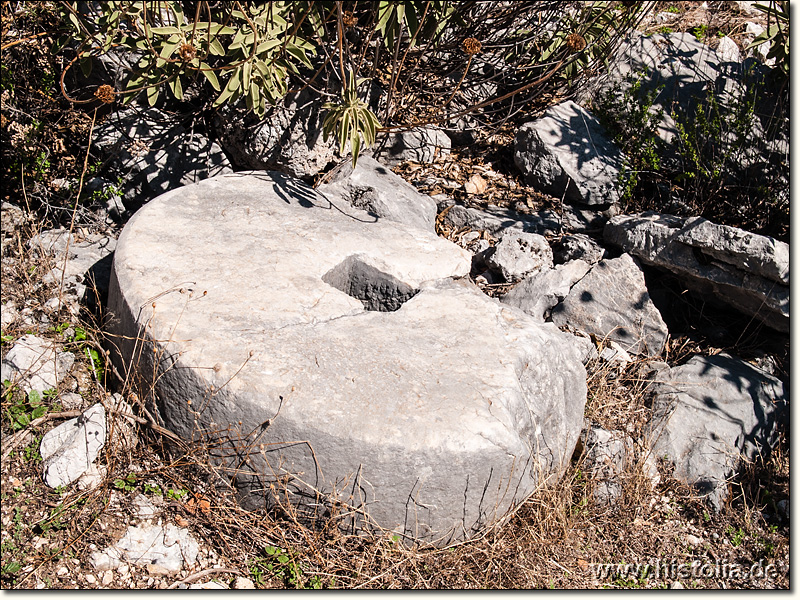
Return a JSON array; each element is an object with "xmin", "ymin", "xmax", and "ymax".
[
  {"xmin": 501, "ymin": 260, "xmax": 591, "ymax": 322},
  {"xmin": 552, "ymin": 234, "xmax": 605, "ymax": 265},
  {"xmin": 438, "ymin": 204, "xmax": 560, "ymax": 237},
  {"xmin": 578, "ymin": 425, "xmax": 629, "ymax": 505},
  {"xmin": 40, "ymin": 404, "xmax": 106, "ymax": 488},
  {"xmin": 317, "ymin": 156, "xmax": 437, "ymax": 231},
  {"xmin": 551, "ymin": 254, "xmax": 668, "ymax": 357},
  {"xmin": 647, "ymin": 354, "xmax": 787, "ymax": 510},
  {"xmin": 715, "ymin": 36, "xmax": 741, "ymax": 63},
  {"xmin": 90, "ymin": 522, "xmax": 199, "ymax": 573},
  {"xmin": 28, "ymin": 229, "xmax": 117, "ymax": 301},
  {"xmin": 514, "ymin": 100, "xmax": 626, "ymax": 206},
  {"xmin": 1, "ymin": 334, "xmax": 75, "ymax": 395},
  {"xmin": 94, "ymin": 106, "xmax": 231, "ymax": 211},
  {"xmin": 483, "ymin": 231, "xmax": 553, "ymax": 282},
  {"xmin": 375, "ymin": 127, "xmax": 451, "ymax": 166},
  {"xmin": 604, "ymin": 212, "xmax": 789, "ymax": 332},
  {"xmin": 106, "ymin": 171, "xmax": 588, "ymax": 545}
]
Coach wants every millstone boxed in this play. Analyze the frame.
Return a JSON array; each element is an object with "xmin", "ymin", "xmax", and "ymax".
[{"xmin": 107, "ymin": 171, "xmax": 587, "ymax": 545}]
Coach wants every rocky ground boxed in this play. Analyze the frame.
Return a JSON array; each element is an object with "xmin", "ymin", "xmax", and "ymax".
[{"xmin": 1, "ymin": 0, "xmax": 790, "ymax": 590}]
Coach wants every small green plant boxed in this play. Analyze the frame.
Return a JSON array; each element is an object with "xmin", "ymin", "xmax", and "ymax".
[
  {"xmin": 692, "ymin": 24, "xmax": 710, "ymax": 41},
  {"xmin": 113, "ymin": 473, "xmax": 138, "ymax": 493},
  {"xmin": 143, "ymin": 483, "xmax": 162, "ymax": 496},
  {"xmin": 3, "ymin": 383, "xmax": 52, "ymax": 432},
  {"xmin": 322, "ymin": 70, "xmax": 381, "ymax": 168},
  {"xmin": 747, "ymin": 1, "xmax": 789, "ymax": 77},
  {"xmin": 250, "ymin": 545, "xmax": 318, "ymax": 589},
  {"xmin": 594, "ymin": 70, "xmax": 664, "ymax": 204},
  {"xmin": 166, "ymin": 487, "xmax": 188, "ymax": 501},
  {"xmin": 23, "ymin": 435, "xmax": 43, "ymax": 463},
  {"xmin": 665, "ymin": 6, "xmax": 681, "ymax": 13},
  {"xmin": 64, "ymin": 326, "xmax": 105, "ymax": 379},
  {"xmin": 726, "ymin": 525, "xmax": 746, "ymax": 547}
]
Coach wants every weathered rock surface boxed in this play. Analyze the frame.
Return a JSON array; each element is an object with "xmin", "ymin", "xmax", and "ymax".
[
  {"xmin": 1, "ymin": 334, "xmax": 75, "ymax": 395},
  {"xmin": 40, "ymin": 403, "xmax": 106, "ymax": 488},
  {"xmin": 483, "ymin": 231, "xmax": 553, "ymax": 283},
  {"xmin": 317, "ymin": 156, "xmax": 437, "ymax": 231},
  {"xmin": 604, "ymin": 212, "xmax": 789, "ymax": 332},
  {"xmin": 106, "ymin": 171, "xmax": 588, "ymax": 545},
  {"xmin": 501, "ymin": 260, "xmax": 591, "ymax": 322},
  {"xmin": 577, "ymin": 425, "xmax": 629, "ymax": 504},
  {"xmin": 94, "ymin": 106, "xmax": 232, "ymax": 211},
  {"xmin": 439, "ymin": 204, "xmax": 561, "ymax": 238},
  {"xmin": 213, "ymin": 89, "xmax": 338, "ymax": 179},
  {"xmin": 552, "ymin": 234, "xmax": 605, "ymax": 265},
  {"xmin": 551, "ymin": 254, "xmax": 669, "ymax": 357},
  {"xmin": 514, "ymin": 100, "xmax": 626, "ymax": 206},
  {"xmin": 588, "ymin": 32, "xmax": 787, "ymax": 175},
  {"xmin": 90, "ymin": 521, "xmax": 199, "ymax": 573},
  {"xmin": 375, "ymin": 127, "xmax": 451, "ymax": 166},
  {"xmin": 28, "ymin": 228, "xmax": 117, "ymax": 301},
  {"xmin": 647, "ymin": 354, "xmax": 787, "ymax": 510}
]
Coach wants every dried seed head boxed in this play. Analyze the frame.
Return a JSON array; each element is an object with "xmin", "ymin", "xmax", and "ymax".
[
  {"xmin": 179, "ymin": 43, "xmax": 197, "ymax": 61},
  {"xmin": 342, "ymin": 11, "xmax": 357, "ymax": 28},
  {"xmin": 566, "ymin": 33, "xmax": 587, "ymax": 53},
  {"xmin": 461, "ymin": 37, "xmax": 482, "ymax": 55},
  {"xmin": 94, "ymin": 84, "xmax": 116, "ymax": 104}
]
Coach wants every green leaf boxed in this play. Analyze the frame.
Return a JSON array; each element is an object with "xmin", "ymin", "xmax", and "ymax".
[
  {"xmin": 168, "ymin": 76, "xmax": 183, "ymax": 100},
  {"xmin": 286, "ymin": 44, "xmax": 312, "ymax": 68},
  {"xmin": 256, "ymin": 38, "xmax": 281, "ymax": 54},
  {"xmin": 147, "ymin": 83, "xmax": 160, "ymax": 107},
  {"xmin": 148, "ymin": 26, "xmax": 182, "ymax": 36},
  {"xmin": 208, "ymin": 37, "xmax": 226, "ymax": 55},
  {"xmin": 242, "ymin": 60, "xmax": 252, "ymax": 91},
  {"xmin": 79, "ymin": 55, "xmax": 93, "ymax": 78},
  {"xmin": 200, "ymin": 63, "xmax": 220, "ymax": 90}
]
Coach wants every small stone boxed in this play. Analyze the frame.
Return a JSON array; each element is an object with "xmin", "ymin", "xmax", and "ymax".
[
  {"xmin": 777, "ymin": 499, "xmax": 789, "ymax": 520},
  {"xmin": 59, "ymin": 392, "xmax": 84, "ymax": 411},
  {"xmin": 117, "ymin": 563, "xmax": 129, "ymax": 575},
  {"xmin": 40, "ymin": 403, "xmax": 106, "ymax": 489},
  {"xmin": 464, "ymin": 173, "xmax": 487, "ymax": 195},
  {"xmin": 671, "ymin": 581, "xmax": 684, "ymax": 589},
  {"xmin": 101, "ymin": 570, "xmax": 114, "ymax": 586},
  {"xmin": 57, "ymin": 566, "xmax": 69, "ymax": 577},
  {"xmin": 686, "ymin": 534, "xmax": 702, "ymax": 546},
  {"xmin": 189, "ymin": 581, "xmax": 229, "ymax": 590},
  {"xmin": 77, "ymin": 464, "xmax": 107, "ymax": 491},
  {"xmin": 234, "ymin": 576, "xmax": 256, "ymax": 589},
  {"xmin": 85, "ymin": 573, "xmax": 97, "ymax": 584}
]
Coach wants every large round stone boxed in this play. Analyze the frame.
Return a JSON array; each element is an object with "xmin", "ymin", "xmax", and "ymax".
[{"xmin": 107, "ymin": 171, "xmax": 586, "ymax": 545}]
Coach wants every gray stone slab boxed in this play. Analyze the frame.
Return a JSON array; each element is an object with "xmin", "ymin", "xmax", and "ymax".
[
  {"xmin": 551, "ymin": 253, "xmax": 668, "ymax": 357},
  {"xmin": 647, "ymin": 354, "xmax": 786, "ymax": 510},
  {"xmin": 106, "ymin": 171, "xmax": 588, "ymax": 545},
  {"xmin": 514, "ymin": 100, "xmax": 626, "ymax": 206},
  {"xmin": 317, "ymin": 156, "xmax": 437, "ymax": 232},
  {"xmin": 604, "ymin": 211, "xmax": 789, "ymax": 332}
]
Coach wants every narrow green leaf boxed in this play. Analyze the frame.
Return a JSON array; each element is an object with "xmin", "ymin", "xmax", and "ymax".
[
  {"xmin": 256, "ymin": 38, "xmax": 281, "ymax": 54},
  {"xmin": 147, "ymin": 83, "xmax": 160, "ymax": 106},
  {"xmin": 168, "ymin": 76, "xmax": 183, "ymax": 100},
  {"xmin": 148, "ymin": 26, "xmax": 182, "ymax": 36},
  {"xmin": 200, "ymin": 63, "xmax": 220, "ymax": 90},
  {"xmin": 286, "ymin": 44, "xmax": 312, "ymax": 68},
  {"xmin": 80, "ymin": 55, "xmax": 93, "ymax": 78},
  {"xmin": 209, "ymin": 37, "xmax": 226, "ymax": 55}
]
